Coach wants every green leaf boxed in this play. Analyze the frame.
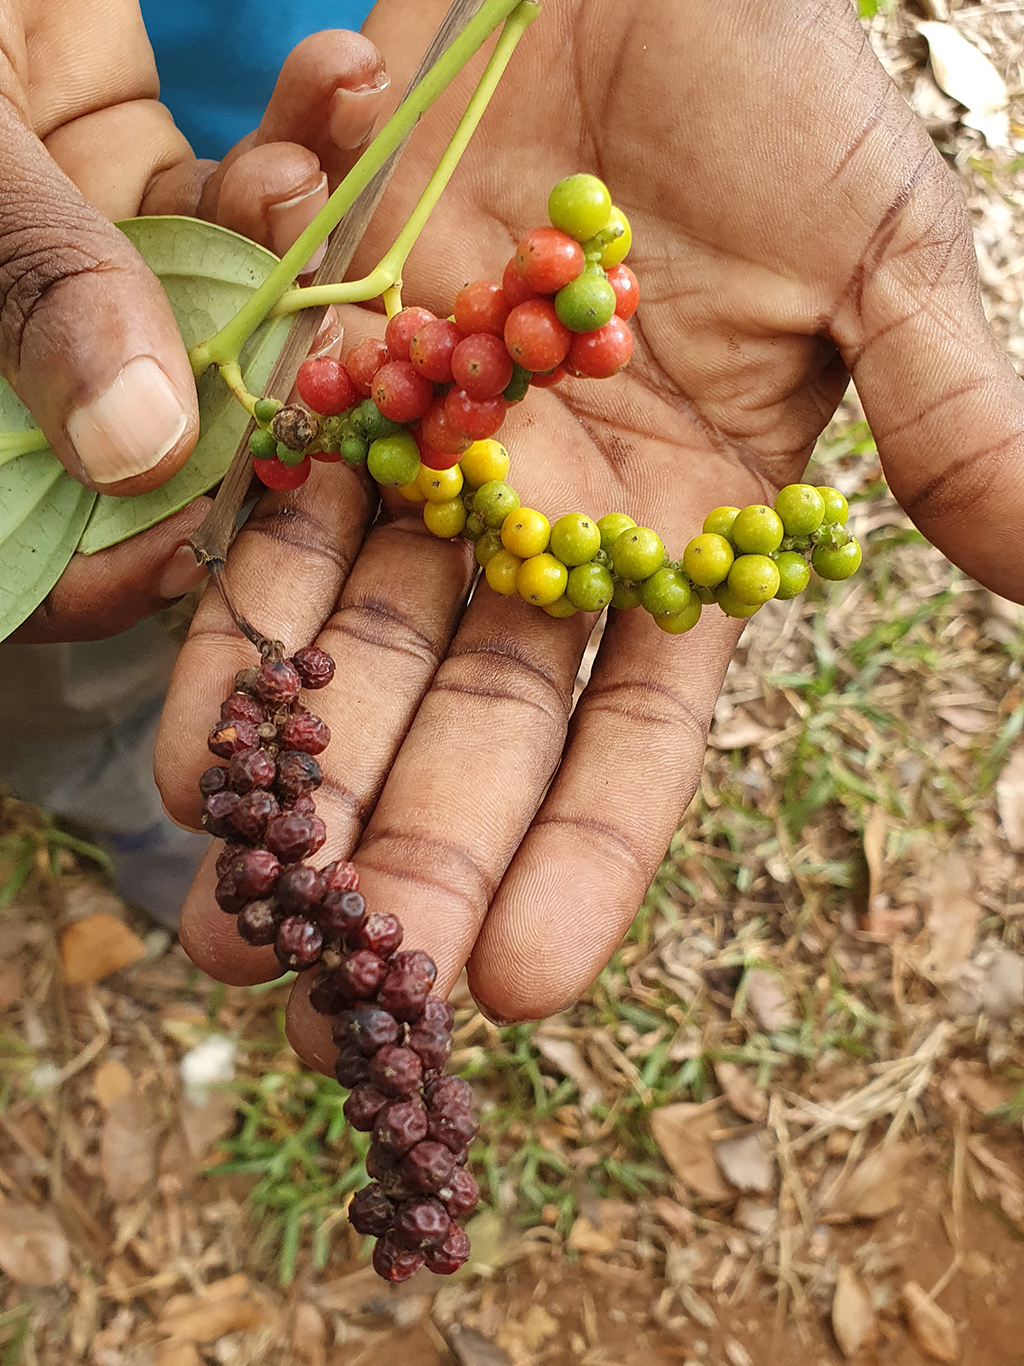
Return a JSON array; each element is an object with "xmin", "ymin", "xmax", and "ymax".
[
  {"xmin": 78, "ymin": 217, "xmax": 291, "ymax": 554},
  {"xmin": 0, "ymin": 450, "xmax": 96, "ymax": 639},
  {"xmin": 0, "ymin": 216, "xmax": 292, "ymax": 641}
]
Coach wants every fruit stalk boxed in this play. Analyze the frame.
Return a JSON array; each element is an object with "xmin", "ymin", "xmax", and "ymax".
[
  {"xmin": 267, "ymin": 2, "xmax": 540, "ymax": 322},
  {"xmin": 188, "ymin": 0, "xmax": 527, "ymax": 377}
]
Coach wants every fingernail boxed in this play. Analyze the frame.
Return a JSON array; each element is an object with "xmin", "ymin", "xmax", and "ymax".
[
  {"xmin": 158, "ymin": 545, "xmax": 208, "ymax": 600},
  {"xmin": 66, "ymin": 356, "xmax": 189, "ymax": 485},
  {"xmin": 310, "ymin": 306, "xmax": 343, "ymax": 359},
  {"xmin": 268, "ymin": 173, "xmax": 329, "ymax": 265},
  {"xmin": 329, "ymin": 77, "xmax": 391, "ymax": 151}
]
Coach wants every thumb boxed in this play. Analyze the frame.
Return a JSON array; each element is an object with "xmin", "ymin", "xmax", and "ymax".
[
  {"xmin": 0, "ymin": 101, "xmax": 198, "ymax": 492},
  {"xmin": 833, "ymin": 150, "xmax": 1024, "ymax": 602}
]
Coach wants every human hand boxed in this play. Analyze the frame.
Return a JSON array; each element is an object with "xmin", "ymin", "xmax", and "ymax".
[
  {"xmin": 157, "ymin": 0, "xmax": 1024, "ymax": 1067},
  {"xmin": 5, "ymin": 1, "xmax": 390, "ymax": 641}
]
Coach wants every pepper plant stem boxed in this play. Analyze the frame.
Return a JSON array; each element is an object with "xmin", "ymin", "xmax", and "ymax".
[
  {"xmin": 190, "ymin": 0, "xmax": 526, "ymax": 376},
  {"xmin": 266, "ymin": 1, "xmax": 539, "ymax": 324}
]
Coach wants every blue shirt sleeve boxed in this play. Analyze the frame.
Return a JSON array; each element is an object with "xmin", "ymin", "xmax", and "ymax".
[{"xmin": 140, "ymin": 0, "xmax": 373, "ymax": 160}]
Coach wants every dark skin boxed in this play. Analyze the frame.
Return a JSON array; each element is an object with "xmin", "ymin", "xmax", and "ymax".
[{"xmin": 6, "ymin": 0, "xmax": 1023, "ymax": 1069}]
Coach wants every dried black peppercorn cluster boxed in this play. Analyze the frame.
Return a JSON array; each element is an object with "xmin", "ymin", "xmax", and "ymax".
[{"xmin": 200, "ymin": 646, "xmax": 478, "ymax": 1280}]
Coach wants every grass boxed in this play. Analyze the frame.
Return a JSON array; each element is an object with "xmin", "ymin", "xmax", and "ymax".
[{"xmin": 198, "ymin": 401, "xmax": 1024, "ymax": 1280}]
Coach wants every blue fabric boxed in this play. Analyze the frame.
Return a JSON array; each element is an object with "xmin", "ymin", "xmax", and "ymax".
[{"xmin": 141, "ymin": 0, "xmax": 373, "ymax": 159}]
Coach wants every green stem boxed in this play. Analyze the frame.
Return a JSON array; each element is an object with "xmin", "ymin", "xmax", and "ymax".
[
  {"xmin": 219, "ymin": 362, "xmax": 259, "ymax": 416},
  {"xmin": 267, "ymin": 2, "xmax": 539, "ymax": 327},
  {"xmin": 190, "ymin": 0, "xmax": 527, "ymax": 375}
]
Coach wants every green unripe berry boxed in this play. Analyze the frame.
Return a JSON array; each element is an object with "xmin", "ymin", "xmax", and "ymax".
[
  {"xmin": 423, "ymin": 498, "xmax": 467, "ymax": 539},
  {"xmin": 340, "ymin": 434, "xmax": 368, "ymax": 466},
  {"xmin": 654, "ymin": 598, "xmax": 702, "ymax": 635},
  {"xmin": 682, "ymin": 533, "xmax": 734, "ymax": 587},
  {"xmin": 817, "ymin": 486, "xmax": 849, "ymax": 526},
  {"xmin": 503, "ymin": 363, "xmax": 531, "ymax": 403},
  {"xmin": 367, "ymin": 431, "xmax": 420, "ymax": 487},
  {"xmin": 567, "ymin": 561, "xmax": 614, "ymax": 612},
  {"xmin": 610, "ymin": 527, "xmax": 666, "ymax": 582},
  {"xmin": 774, "ymin": 551, "xmax": 811, "ymax": 600},
  {"xmin": 554, "ymin": 272, "xmax": 617, "ymax": 333},
  {"xmin": 464, "ymin": 511, "xmax": 486, "ymax": 542},
  {"xmin": 517, "ymin": 553, "xmax": 568, "ymax": 605},
  {"xmin": 543, "ymin": 596, "xmax": 578, "ymax": 618},
  {"xmin": 702, "ymin": 506, "xmax": 741, "ymax": 540},
  {"xmin": 597, "ymin": 512, "xmax": 636, "ymax": 555},
  {"xmin": 277, "ymin": 443, "xmax": 306, "ymax": 466},
  {"xmin": 727, "ymin": 554, "xmax": 781, "ymax": 606},
  {"xmin": 253, "ymin": 397, "xmax": 282, "ymax": 425},
  {"xmin": 249, "ymin": 428, "xmax": 278, "ymax": 459},
  {"xmin": 812, "ymin": 537, "xmax": 862, "ymax": 581},
  {"xmin": 550, "ymin": 513, "xmax": 602, "ymax": 566},
  {"xmin": 716, "ymin": 584, "xmax": 762, "ymax": 619},
  {"xmin": 599, "ymin": 207, "xmax": 632, "ymax": 268},
  {"xmin": 474, "ymin": 480, "xmax": 521, "ymax": 529},
  {"xmin": 353, "ymin": 399, "xmax": 403, "ymax": 442},
  {"xmin": 730, "ymin": 504, "xmax": 784, "ymax": 555},
  {"xmin": 611, "ymin": 580, "xmax": 643, "ymax": 610},
  {"xmin": 641, "ymin": 567, "xmax": 692, "ymax": 617},
  {"xmin": 548, "ymin": 173, "xmax": 612, "ymax": 242},
  {"xmin": 774, "ymin": 484, "xmax": 824, "ymax": 537},
  {"xmin": 475, "ymin": 528, "xmax": 503, "ymax": 568}
]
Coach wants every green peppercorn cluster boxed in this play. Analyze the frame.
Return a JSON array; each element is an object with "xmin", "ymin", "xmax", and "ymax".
[{"xmin": 393, "ymin": 439, "xmax": 860, "ymax": 632}]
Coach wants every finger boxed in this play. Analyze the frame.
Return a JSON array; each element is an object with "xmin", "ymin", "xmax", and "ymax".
[
  {"xmin": 829, "ymin": 126, "xmax": 1024, "ymax": 600},
  {"xmin": 255, "ymin": 31, "xmax": 390, "ymax": 188},
  {"xmin": 213, "ymin": 143, "xmax": 329, "ymax": 262},
  {"xmin": 12, "ymin": 498, "xmax": 210, "ymax": 644},
  {"xmin": 0, "ymin": 101, "xmax": 198, "ymax": 493},
  {"xmin": 468, "ymin": 608, "xmax": 740, "ymax": 1023},
  {"xmin": 44, "ymin": 99, "xmax": 192, "ymax": 222},
  {"xmin": 161, "ymin": 500, "xmax": 475, "ymax": 991},
  {"xmin": 282, "ymin": 590, "xmax": 594, "ymax": 1072},
  {"xmin": 193, "ymin": 30, "xmax": 388, "ymax": 234}
]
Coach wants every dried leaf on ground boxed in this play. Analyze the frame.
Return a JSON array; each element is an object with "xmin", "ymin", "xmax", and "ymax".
[
  {"xmin": 824, "ymin": 1144, "xmax": 910, "ymax": 1223},
  {"xmin": 93, "ymin": 1059, "xmax": 133, "ymax": 1110},
  {"xmin": 100, "ymin": 1091, "xmax": 163, "ymax": 1203},
  {"xmin": 650, "ymin": 1101, "xmax": 732, "ymax": 1202},
  {"xmin": 923, "ymin": 854, "xmax": 979, "ymax": 977},
  {"xmin": 498, "ymin": 1304, "xmax": 559, "ymax": 1356},
  {"xmin": 833, "ymin": 1266, "xmax": 877, "ymax": 1359},
  {"xmin": 918, "ymin": 21, "xmax": 1009, "ymax": 145},
  {"xmin": 949, "ymin": 1062, "xmax": 1017, "ymax": 1114},
  {"xmin": 0, "ymin": 964, "xmax": 24, "ymax": 1011},
  {"xmin": 714, "ymin": 1129, "xmax": 775, "ymax": 1193},
  {"xmin": 995, "ymin": 747, "xmax": 1024, "ymax": 850},
  {"xmin": 156, "ymin": 1344, "xmax": 203, "ymax": 1366},
  {"xmin": 291, "ymin": 1303, "xmax": 328, "ymax": 1366},
  {"xmin": 707, "ymin": 716, "xmax": 774, "ymax": 750},
  {"xmin": 743, "ymin": 968, "xmax": 795, "ymax": 1033},
  {"xmin": 448, "ymin": 1325, "xmax": 513, "ymax": 1366},
  {"xmin": 0, "ymin": 1203, "xmax": 70, "ymax": 1286},
  {"xmin": 60, "ymin": 912, "xmax": 146, "ymax": 984},
  {"xmin": 714, "ymin": 1061, "xmax": 767, "ymax": 1122},
  {"xmin": 534, "ymin": 1034, "xmax": 603, "ymax": 1112},
  {"xmin": 158, "ymin": 1276, "xmax": 276, "ymax": 1342},
  {"xmin": 901, "ymin": 1281, "xmax": 959, "ymax": 1362}
]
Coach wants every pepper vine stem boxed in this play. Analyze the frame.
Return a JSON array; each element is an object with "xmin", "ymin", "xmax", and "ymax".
[
  {"xmin": 266, "ymin": 1, "xmax": 539, "ymax": 325},
  {"xmin": 188, "ymin": 0, "xmax": 529, "ymax": 379}
]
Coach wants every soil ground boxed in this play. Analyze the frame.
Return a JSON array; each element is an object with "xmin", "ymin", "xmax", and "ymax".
[{"xmin": 1, "ymin": 4, "xmax": 1023, "ymax": 1365}]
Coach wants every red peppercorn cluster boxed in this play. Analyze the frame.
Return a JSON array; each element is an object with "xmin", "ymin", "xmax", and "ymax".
[
  {"xmin": 200, "ymin": 644, "xmax": 478, "ymax": 1281},
  {"xmin": 249, "ymin": 173, "xmax": 639, "ymax": 490}
]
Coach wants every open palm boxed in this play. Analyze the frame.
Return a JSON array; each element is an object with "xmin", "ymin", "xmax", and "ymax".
[{"xmin": 158, "ymin": 0, "xmax": 1024, "ymax": 1071}]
